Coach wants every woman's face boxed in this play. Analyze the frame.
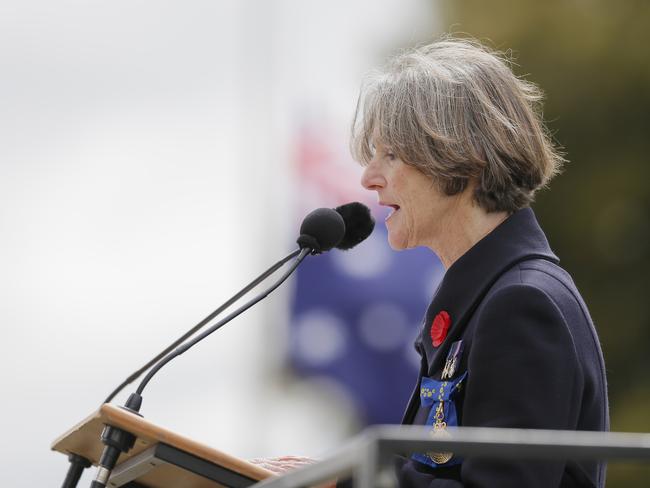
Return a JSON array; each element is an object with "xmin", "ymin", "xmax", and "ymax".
[{"xmin": 361, "ymin": 140, "xmax": 464, "ymax": 251}]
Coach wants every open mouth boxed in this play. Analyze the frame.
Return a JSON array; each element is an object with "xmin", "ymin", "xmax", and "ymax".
[{"xmin": 386, "ymin": 204, "xmax": 400, "ymax": 221}]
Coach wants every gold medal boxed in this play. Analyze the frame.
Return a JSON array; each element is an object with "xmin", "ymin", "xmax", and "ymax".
[
  {"xmin": 426, "ymin": 386, "xmax": 453, "ymax": 465},
  {"xmin": 427, "ymin": 424, "xmax": 453, "ymax": 464}
]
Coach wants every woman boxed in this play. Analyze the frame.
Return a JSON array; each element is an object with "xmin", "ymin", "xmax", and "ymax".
[{"xmin": 351, "ymin": 38, "xmax": 608, "ymax": 487}]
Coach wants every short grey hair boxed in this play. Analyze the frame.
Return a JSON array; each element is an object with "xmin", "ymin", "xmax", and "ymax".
[{"xmin": 351, "ymin": 36, "xmax": 564, "ymax": 213}]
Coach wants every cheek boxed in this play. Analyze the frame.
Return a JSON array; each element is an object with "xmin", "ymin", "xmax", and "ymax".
[
  {"xmin": 402, "ymin": 193, "xmax": 421, "ymax": 225},
  {"xmin": 406, "ymin": 207, "xmax": 422, "ymax": 243},
  {"xmin": 387, "ymin": 209, "xmax": 416, "ymax": 249}
]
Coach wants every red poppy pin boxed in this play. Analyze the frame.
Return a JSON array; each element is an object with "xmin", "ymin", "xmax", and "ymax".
[{"xmin": 430, "ymin": 310, "xmax": 451, "ymax": 347}]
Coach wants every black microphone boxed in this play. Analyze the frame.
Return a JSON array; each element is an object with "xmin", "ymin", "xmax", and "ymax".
[
  {"xmin": 334, "ymin": 202, "xmax": 375, "ymax": 250},
  {"xmin": 296, "ymin": 202, "xmax": 374, "ymax": 252},
  {"xmin": 297, "ymin": 207, "xmax": 346, "ymax": 253}
]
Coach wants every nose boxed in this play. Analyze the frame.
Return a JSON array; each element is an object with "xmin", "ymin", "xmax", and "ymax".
[{"xmin": 361, "ymin": 158, "xmax": 386, "ymax": 191}]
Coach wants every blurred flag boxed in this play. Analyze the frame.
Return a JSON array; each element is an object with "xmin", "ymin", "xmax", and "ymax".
[{"xmin": 289, "ymin": 121, "xmax": 444, "ymax": 425}]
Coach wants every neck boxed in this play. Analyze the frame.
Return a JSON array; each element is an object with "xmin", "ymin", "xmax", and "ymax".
[{"xmin": 429, "ymin": 203, "xmax": 509, "ymax": 270}]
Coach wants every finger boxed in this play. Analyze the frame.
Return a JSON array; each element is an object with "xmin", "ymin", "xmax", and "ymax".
[{"xmin": 274, "ymin": 455, "xmax": 316, "ymax": 461}]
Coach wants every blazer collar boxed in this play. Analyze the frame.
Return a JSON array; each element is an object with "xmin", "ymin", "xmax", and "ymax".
[{"xmin": 418, "ymin": 207, "xmax": 559, "ymax": 373}]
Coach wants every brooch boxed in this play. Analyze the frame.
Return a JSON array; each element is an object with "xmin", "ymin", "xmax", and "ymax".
[{"xmin": 430, "ymin": 310, "xmax": 451, "ymax": 347}]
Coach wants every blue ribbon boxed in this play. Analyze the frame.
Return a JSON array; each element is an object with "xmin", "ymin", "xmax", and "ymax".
[{"xmin": 411, "ymin": 372, "xmax": 467, "ymax": 468}]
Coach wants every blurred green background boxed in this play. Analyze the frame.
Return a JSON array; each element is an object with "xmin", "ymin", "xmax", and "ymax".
[{"xmin": 433, "ymin": 1, "xmax": 650, "ymax": 485}]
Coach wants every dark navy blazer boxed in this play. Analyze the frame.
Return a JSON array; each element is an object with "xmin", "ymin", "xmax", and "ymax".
[{"xmin": 397, "ymin": 207, "xmax": 609, "ymax": 488}]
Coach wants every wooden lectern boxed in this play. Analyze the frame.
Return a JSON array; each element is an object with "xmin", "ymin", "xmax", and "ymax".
[{"xmin": 52, "ymin": 403, "xmax": 275, "ymax": 488}]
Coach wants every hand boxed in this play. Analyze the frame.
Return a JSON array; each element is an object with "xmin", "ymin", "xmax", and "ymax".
[
  {"xmin": 249, "ymin": 455, "xmax": 317, "ymax": 474},
  {"xmin": 249, "ymin": 456, "xmax": 336, "ymax": 487}
]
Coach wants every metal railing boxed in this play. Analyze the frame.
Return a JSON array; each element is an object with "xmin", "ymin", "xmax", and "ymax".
[{"xmin": 252, "ymin": 426, "xmax": 650, "ymax": 488}]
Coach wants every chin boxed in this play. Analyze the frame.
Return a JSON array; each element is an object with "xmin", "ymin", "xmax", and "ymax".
[{"xmin": 387, "ymin": 232, "xmax": 409, "ymax": 251}]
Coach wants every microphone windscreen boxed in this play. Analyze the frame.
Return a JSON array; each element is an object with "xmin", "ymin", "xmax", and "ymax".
[
  {"xmin": 297, "ymin": 208, "xmax": 346, "ymax": 253},
  {"xmin": 334, "ymin": 202, "xmax": 375, "ymax": 250}
]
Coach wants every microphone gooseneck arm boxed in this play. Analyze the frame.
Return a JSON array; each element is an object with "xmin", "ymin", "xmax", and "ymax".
[
  {"xmin": 135, "ymin": 247, "xmax": 311, "ymax": 396},
  {"xmin": 103, "ymin": 203, "xmax": 368, "ymax": 403},
  {"xmin": 89, "ymin": 248, "xmax": 311, "ymax": 488},
  {"xmin": 103, "ymin": 248, "xmax": 302, "ymax": 403}
]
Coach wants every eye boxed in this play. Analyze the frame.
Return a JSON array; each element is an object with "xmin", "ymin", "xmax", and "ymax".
[{"xmin": 386, "ymin": 150, "xmax": 396, "ymax": 161}]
